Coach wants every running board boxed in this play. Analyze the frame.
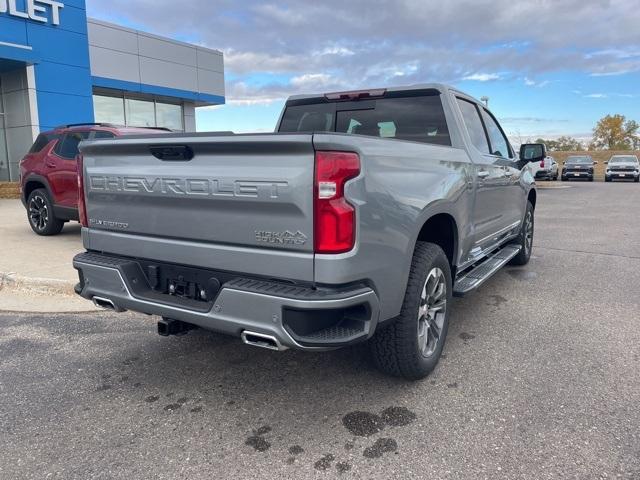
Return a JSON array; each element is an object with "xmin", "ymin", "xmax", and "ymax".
[{"xmin": 453, "ymin": 244, "xmax": 521, "ymax": 296}]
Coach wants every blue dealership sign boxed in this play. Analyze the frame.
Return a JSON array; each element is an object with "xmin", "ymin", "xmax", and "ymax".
[{"xmin": 0, "ymin": 0, "xmax": 94, "ymax": 128}]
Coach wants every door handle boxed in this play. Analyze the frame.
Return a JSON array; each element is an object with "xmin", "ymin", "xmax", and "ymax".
[
  {"xmin": 503, "ymin": 170, "xmax": 513, "ymax": 177},
  {"xmin": 45, "ymin": 160, "xmax": 56, "ymax": 168},
  {"xmin": 477, "ymin": 170, "xmax": 490, "ymax": 179}
]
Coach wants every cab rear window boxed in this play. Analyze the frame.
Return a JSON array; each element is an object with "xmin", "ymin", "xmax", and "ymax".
[{"xmin": 279, "ymin": 93, "xmax": 451, "ymax": 146}]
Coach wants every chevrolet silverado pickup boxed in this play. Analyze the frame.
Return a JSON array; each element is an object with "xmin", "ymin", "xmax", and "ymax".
[{"xmin": 73, "ymin": 84, "xmax": 538, "ymax": 380}]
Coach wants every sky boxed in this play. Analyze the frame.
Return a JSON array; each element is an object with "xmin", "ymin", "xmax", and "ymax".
[{"xmin": 86, "ymin": 0, "xmax": 640, "ymax": 142}]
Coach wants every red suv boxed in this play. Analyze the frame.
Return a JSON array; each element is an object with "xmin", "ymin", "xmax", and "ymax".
[{"xmin": 20, "ymin": 123, "xmax": 167, "ymax": 235}]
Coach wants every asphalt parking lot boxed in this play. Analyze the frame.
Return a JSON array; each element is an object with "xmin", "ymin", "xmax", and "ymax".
[{"xmin": 1, "ymin": 182, "xmax": 639, "ymax": 479}]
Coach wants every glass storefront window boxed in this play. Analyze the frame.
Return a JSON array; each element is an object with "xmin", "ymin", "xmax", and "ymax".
[
  {"xmin": 93, "ymin": 95, "xmax": 125, "ymax": 125},
  {"xmin": 125, "ymin": 98, "xmax": 156, "ymax": 128},
  {"xmin": 93, "ymin": 94, "xmax": 185, "ymax": 131},
  {"xmin": 155, "ymin": 102, "xmax": 183, "ymax": 131}
]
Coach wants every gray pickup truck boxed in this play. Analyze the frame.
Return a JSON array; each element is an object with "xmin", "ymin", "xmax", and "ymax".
[{"xmin": 73, "ymin": 84, "xmax": 538, "ymax": 380}]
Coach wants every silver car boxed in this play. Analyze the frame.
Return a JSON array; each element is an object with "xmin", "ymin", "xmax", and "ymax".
[{"xmin": 605, "ymin": 155, "xmax": 640, "ymax": 183}]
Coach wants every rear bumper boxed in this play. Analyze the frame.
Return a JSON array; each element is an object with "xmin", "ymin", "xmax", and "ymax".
[
  {"xmin": 534, "ymin": 170, "xmax": 554, "ymax": 179},
  {"xmin": 73, "ymin": 252, "xmax": 380, "ymax": 351}
]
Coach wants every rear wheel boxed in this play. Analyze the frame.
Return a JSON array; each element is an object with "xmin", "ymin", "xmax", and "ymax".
[
  {"xmin": 635, "ymin": 177, "xmax": 639, "ymax": 183},
  {"xmin": 369, "ymin": 242, "xmax": 451, "ymax": 380},
  {"xmin": 509, "ymin": 201, "xmax": 534, "ymax": 266},
  {"xmin": 27, "ymin": 189, "xmax": 64, "ymax": 236}
]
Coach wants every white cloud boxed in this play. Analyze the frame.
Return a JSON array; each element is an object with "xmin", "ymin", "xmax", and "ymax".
[
  {"xmin": 317, "ymin": 46, "xmax": 355, "ymax": 56},
  {"xmin": 584, "ymin": 93, "xmax": 608, "ymax": 98},
  {"xmin": 524, "ymin": 77, "xmax": 550, "ymax": 88},
  {"xmin": 589, "ymin": 70, "xmax": 635, "ymax": 77},
  {"xmin": 290, "ymin": 73, "xmax": 338, "ymax": 89},
  {"xmin": 462, "ymin": 73, "xmax": 501, "ymax": 82}
]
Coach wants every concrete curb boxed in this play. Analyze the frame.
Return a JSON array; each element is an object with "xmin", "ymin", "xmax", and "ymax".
[
  {"xmin": 0, "ymin": 271, "xmax": 76, "ymax": 296},
  {"xmin": 0, "ymin": 272, "xmax": 102, "ymax": 313}
]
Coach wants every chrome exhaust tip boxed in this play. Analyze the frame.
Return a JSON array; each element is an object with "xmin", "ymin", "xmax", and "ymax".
[
  {"xmin": 92, "ymin": 296, "xmax": 124, "ymax": 312},
  {"xmin": 241, "ymin": 331, "xmax": 287, "ymax": 351}
]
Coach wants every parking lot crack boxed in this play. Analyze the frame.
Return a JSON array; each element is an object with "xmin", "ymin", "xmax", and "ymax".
[{"xmin": 536, "ymin": 246, "xmax": 640, "ymax": 261}]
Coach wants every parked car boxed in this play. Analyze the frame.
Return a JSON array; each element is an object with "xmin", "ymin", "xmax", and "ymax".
[
  {"xmin": 527, "ymin": 155, "xmax": 559, "ymax": 181},
  {"xmin": 605, "ymin": 155, "xmax": 640, "ymax": 182},
  {"xmin": 561, "ymin": 155, "xmax": 596, "ymax": 181},
  {"xmin": 73, "ymin": 84, "xmax": 538, "ymax": 380},
  {"xmin": 19, "ymin": 123, "xmax": 168, "ymax": 235}
]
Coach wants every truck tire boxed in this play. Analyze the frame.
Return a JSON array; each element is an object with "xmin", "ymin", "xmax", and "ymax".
[
  {"xmin": 509, "ymin": 201, "xmax": 534, "ymax": 266},
  {"xmin": 369, "ymin": 242, "xmax": 452, "ymax": 380},
  {"xmin": 27, "ymin": 188, "xmax": 64, "ymax": 236}
]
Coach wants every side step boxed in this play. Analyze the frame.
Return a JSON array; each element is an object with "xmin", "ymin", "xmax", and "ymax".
[{"xmin": 453, "ymin": 244, "xmax": 521, "ymax": 296}]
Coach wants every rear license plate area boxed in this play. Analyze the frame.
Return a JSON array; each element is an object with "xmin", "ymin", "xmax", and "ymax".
[{"xmin": 140, "ymin": 262, "xmax": 224, "ymax": 304}]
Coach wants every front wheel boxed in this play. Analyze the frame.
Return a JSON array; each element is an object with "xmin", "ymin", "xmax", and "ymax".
[
  {"xmin": 509, "ymin": 201, "xmax": 534, "ymax": 266},
  {"xmin": 369, "ymin": 242, "xmax": 452, "ymax": 380},
  {"xmin": 634, "ymin": 177, "xmax": 639, "ymax": 183}
]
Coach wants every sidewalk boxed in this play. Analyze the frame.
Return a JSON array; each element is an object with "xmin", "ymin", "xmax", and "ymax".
[{"xmin": 0, "ymin": 199, "xmax": 97, "ymax": 312}]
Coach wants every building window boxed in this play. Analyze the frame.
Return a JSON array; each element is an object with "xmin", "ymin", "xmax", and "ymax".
[
  {"xmin": 93, "ymin": 95, "xmax": 125, "ymax": 125},
  {"xmin": 93, "ymin": 94, "xmax": 184, "ymax": 131},
  {"xmin": 125, "ymin": 98, "xmax": 156, "ymax": 128},
  {"xmin": 155, "ymin": 102, "xmax": 183, "ymax": 131}
]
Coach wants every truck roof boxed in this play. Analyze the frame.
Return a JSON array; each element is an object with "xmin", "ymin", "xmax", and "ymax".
[{"xmin": 285, "ymin": 83, "xmax": 473, "ymax": 103}]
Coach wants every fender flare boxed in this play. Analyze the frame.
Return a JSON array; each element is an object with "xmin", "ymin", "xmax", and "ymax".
[{"xmin": 22, "ymin": 174, "xmax": 55, "ymax": 204}]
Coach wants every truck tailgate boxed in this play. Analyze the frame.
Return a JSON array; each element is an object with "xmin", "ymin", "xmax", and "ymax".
[{"xmin": 80, "ymin": 134, "xmax": 315, "ymax": 281}]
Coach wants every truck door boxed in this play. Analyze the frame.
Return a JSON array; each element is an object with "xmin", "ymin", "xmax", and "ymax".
[
  {"xmin": 480, "ymin": 108, "xmax": 524, "ymax": 230},
  {"xmin": 454, "ymin": 97, "xmax": 507, "ymax": 254}
]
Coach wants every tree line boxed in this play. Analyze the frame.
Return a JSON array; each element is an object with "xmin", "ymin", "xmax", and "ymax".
[{"xmin": 533, "ymin": 114, "xmax": 639, "ymax": 151}]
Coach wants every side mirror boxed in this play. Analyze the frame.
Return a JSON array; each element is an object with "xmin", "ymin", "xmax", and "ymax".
[{"xmin": 518, "ymin": 143, "xmax": 547, "ymax": 169}]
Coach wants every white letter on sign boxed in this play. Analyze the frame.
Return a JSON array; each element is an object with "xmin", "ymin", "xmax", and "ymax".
[
  {"xmin": 28, "ymin": 0, "xmax": 48, "ymax": 23},
  {"xmin": 39, "ymin": 0, "xmax": 64, "ymax": 25}
]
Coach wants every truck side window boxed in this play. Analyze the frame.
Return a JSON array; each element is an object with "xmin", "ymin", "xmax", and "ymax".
[
  {"xmin": 456, "ymin": 98, "xmax": 490, "ymax": 154},
  {"xmin": 482, "ymin": 109, "xmax": 513, "ymax": 158}
]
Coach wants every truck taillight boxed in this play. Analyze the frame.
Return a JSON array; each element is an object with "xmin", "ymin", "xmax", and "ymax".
[
  {"xmin": 314, "ymin": 151, "xmax": 360, "ymax": 254},
  {"xmin": 77, "ymin": 154, "xmax": 88, "ymax": 227},
  {"xmin": 540, "ymin": 159, "xmax": 545, "ymax": 168}
]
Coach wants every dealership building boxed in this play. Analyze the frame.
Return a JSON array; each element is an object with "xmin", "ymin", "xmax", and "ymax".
[{"xmin": 0, "ymin": 0, "xmax": 225, "ymax": 181}]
